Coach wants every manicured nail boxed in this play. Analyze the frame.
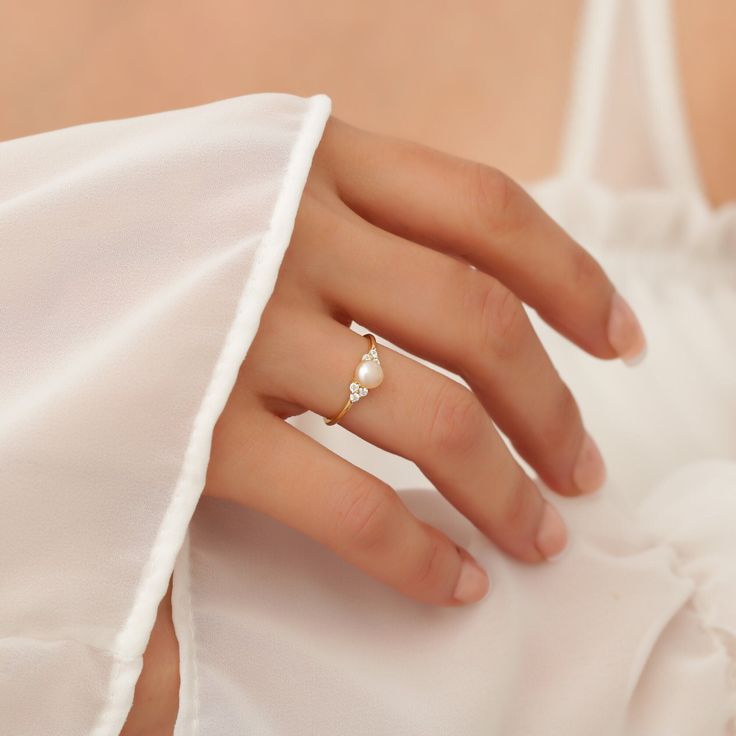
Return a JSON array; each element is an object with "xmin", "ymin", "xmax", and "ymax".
[
  {"xmin": 608, "ymin": 291, "xmax": 647, "ymax": 366},
  {"xmin": 453, "ymin": 554, "xmax": 490, "ymax": 604},
  {"xmin": 535, "ymin": 502, "xmax": 568, "ymax": 561},
  {"xmin": 573, "ymin": 432, "xmax": 607, "ymax": 494},
  {"xmin": 545, "ymin": 546, "xmax": 569, "ymax": 563}
]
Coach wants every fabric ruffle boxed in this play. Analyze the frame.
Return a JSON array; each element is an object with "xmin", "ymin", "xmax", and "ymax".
[
  {"xmin": 531, "ymin": 177, "xmax": 736, "ymax": 266},
  {"xmin": 636, "ymin": 460, "xmax": 736, "ymax": 734}
]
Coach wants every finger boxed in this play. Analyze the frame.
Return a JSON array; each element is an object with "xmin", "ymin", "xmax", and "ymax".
[
  {"xmin": 206, "ymin": 404, "xmax": 491, "ymax": 607},
  {"xmin": 313, "ymin": 210, "xmax": 605, "ymax": 495},
  {"xmin": 324, "ymin": 118, "xmax": 646, "ymax": 364},
  {"xmin": 254, "ymin": 312, "xmax": 569, "ymax": 564}
]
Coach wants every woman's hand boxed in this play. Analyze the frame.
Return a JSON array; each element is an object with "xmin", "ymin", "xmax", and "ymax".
[
  {"xmin": 204, "ymin": 115, "xmax": 646, "ymax": 606},
  {"xmin": 123, "ymin": 113, "xmax": 648, "ymax": 733}
]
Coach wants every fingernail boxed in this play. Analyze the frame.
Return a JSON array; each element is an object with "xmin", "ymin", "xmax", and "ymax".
[
  {"xmin": 453, "ymin": 554, "xmax": 490, "ymax": 604},
  {"xmin": 535, "ymin": 502, "xmax": 568, "ymax": 561},
  {"xmin": 608, "ymin": 291, "xmax": 647, "ymax": 366},
  {"xmin": 573, "ymin": 432, "xmax": 607, "ymax": 494}
]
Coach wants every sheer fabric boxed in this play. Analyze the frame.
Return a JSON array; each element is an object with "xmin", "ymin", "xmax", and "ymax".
[{"xmin": 0, "ymin": 92, "xmax": 332, "ymax": 734}]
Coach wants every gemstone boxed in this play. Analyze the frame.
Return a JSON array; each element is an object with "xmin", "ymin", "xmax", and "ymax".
[
  {"xmin": 358, "ymin": 386, "xmax": 368, "ymax": 397},
  {"xmin": 349, "ymin": 382, "xmax": 360, "ymax": 393},
  {"xmin": 354, "ymin": 359, "xmax": 383, "ymax": 389},
  {"xmin": 350, "ymin": 392, "xmax": 361, "ymax": 403}
]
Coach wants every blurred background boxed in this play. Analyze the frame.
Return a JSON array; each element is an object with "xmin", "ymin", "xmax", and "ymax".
[{"xmin": 1, "ymin": 1, "xmax": 734, "ymax": 204}]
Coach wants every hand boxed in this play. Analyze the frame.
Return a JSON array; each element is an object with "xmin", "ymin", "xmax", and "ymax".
[
  {"xmin": 120, "ymin": 579, "xmax": 179, "ymax": 736},
  {"xmin": 204, "ymin": 115, "xmax": 646, "ymax": 606}
]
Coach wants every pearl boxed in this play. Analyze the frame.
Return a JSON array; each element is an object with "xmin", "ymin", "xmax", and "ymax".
[{"xmin": 354, "ymin": 359, "xmax": 383, "ymax": 389}]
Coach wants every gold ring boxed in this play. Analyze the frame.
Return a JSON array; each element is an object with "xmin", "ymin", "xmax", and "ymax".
[{"xmin": 324, "ymin": 333, "xmax": 384, "ymax": 426}]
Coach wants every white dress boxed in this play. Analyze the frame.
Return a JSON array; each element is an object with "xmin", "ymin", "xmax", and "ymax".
[{"xmin": 1, "ymin": 0, "xmax": 734, "ymax": 734}]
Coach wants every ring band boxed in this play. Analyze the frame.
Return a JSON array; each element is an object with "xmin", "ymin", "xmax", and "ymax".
[{"xmin": 324, "ymin": 333, "xmax": 384, "ymax": 426}]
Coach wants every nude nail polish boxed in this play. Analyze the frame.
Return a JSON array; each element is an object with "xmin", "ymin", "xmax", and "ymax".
[
  {"xmin": 573, "ymin": 432, "xmax": 607, "ymax": 494},
  {"xmin": 608, "ymin": 291, "xmax": 647, "ymax": 366},
  {"xmin": 453, "ymin": 555, "xmax": 490, "ymax": 604},
  {"xmin": 535, "ymin": 502, "xmax": 568, "ymax": 561}
]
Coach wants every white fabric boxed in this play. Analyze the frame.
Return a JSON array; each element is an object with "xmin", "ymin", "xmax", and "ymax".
[
  {"xmin": 0, "ymin": 92, "xmax": 332, "ymax": 734},
  {"xmin": 2, "ymin": 0, "xmax": 735, "ymax": 734}
]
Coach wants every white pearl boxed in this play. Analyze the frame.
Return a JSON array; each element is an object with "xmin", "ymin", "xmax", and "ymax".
[{"xmin": 354, "ymin": 359, "xmax": 383, "ymax": 389}]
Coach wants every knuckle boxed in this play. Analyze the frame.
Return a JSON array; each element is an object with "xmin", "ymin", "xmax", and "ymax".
[
  {"xmin": 568, "ymin": 244, "xmax": 604, "ymax": 294},
  {"xmin": 424, "ymin": 381, "xmax": 486, "ymax": 456},
  {"xmin": 467, "ymin": 162, "xmax": 521, "ymax": 233},
  {"xmin": 464, "ymin": 272, "xmax": 525, "ymax": 360},
  {"xmin": 330, "ymin": 476, "xmax": 396, "ymax": 553},
  {"xmin": 539, "ymin": 383, "xmax": 582, "ymax": 452},
  {"xmin": 407, "ymin": 532, "xmax": 446, "ymax": 592},
  {"xmin": 499, "ymin": 473, "xmax": 537, "ymax": 535}
]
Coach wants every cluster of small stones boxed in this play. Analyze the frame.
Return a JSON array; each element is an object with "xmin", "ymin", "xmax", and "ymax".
[
  {"xmin": 349, "ymin": 346, "xmax": 380, "ymax": 403},
  {"xmin": 349, "ymin": 382, "xmax": 368, "ymax": 403}
]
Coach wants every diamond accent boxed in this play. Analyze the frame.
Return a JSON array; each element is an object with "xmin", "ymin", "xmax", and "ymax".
[
  {"xmin": 348, "ymin": 383, "xmax": 369, "ymax": 403},
  {"xmin": 361, "ymin": 347, "xmax": 380, "ymax": 366},
  {"xmin": 344, "ymin": 338, "xmax": 380, "ymax": 409}
]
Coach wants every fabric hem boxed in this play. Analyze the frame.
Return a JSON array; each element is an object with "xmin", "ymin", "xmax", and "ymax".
[
  {"xmin": 172, "ymin": 534, "xmax": 199, "ymax": 736},
  {"xmin": 89, "ymin": 91, "xmax": 333, "ymax": 736}
]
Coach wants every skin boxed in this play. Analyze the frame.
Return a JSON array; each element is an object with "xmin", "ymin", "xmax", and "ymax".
[
  {"xmin": 207, "ymin": 114, "xmax": 630, "ymax": 573},
  {"xmin": 119, "ymin": 114, "xmax": 635, "ymax": 734},
  {"xmin": 2, "ymin": 2, "xmax": 733, "ymax": 734},
  {"xmin": 121, "ymin": 580, "xmax": 180, "ymax": 736}
]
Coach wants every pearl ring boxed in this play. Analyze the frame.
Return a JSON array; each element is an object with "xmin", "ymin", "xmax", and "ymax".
[{"xmin": 324, "ymin": 333, "xmax": 384, "ymax": 426}]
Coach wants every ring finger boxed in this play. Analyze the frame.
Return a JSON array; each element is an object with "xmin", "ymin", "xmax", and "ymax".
[{"xmin": 254, "ymin": 310, "xmax": 569, "ymax": 565}]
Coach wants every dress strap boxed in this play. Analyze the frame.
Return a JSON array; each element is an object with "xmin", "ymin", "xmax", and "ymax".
[
  {"xmin": 559, "ymin": 0, "xmax": 706, "ymax": 199},
  {"xmin": 633, "ymin": 0, "xmax": 705, "ymax": 197},
  {"xmin": 558, "ymin": 0, "xmax": 620, "ymax": 179}
]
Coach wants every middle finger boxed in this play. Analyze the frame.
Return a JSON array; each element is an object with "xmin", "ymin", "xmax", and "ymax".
[{"xmin": 312, "ymin": 211, "xmax": 606, "ymax": 496}]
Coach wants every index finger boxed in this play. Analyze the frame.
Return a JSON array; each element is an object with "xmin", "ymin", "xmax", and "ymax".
[{"xmin": 323, "ymin": 118, "xmax": 646, "ymax": 364}]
